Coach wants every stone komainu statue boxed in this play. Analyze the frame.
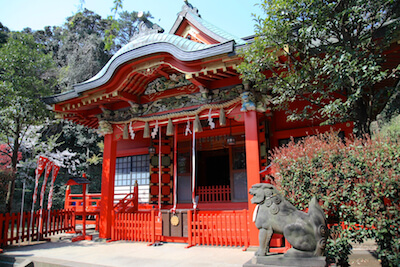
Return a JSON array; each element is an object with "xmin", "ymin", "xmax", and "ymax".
[{"xmin": 249, "ymin": 183, "xmax": 328, "ymax": 257}]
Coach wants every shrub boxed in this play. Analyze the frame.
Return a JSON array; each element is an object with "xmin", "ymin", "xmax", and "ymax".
[{"xmin": 269, "ymin": 131, "xmax": 400, "ymax": 266}]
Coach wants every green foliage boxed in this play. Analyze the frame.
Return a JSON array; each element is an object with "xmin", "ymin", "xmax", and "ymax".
[
  {"xmin": 270, "ymin": 132, "xmax": 400, "ymax": 266},
  {"xmin": 376, "ymin": 80, "xmax": 400, "ymax": 124},
  {"xmin": 32, "ymin": 7, "xmax": 152, "ymax": 91},
  {"xmin": 57, "ymin": 9, "xmax": 112, "ymax": 90},
  {"xmin": 238, "ymin": 0, "xmax": 400, "ymax": 135},
  {"xmin": 0, "ymin": 0, "xmax": 154, "ymax": 211},
  {"xmin": 0, "ymin": 32, "xmax": 56, "ymax": 212},
  {"xmin": 0, "ymin": 32, "xmax": 55, "ymax": 163},
  {"xmin": 378, "ymin": 114, "xmax": 400, "ymax": 139},
  {"xmin": 0, "ymin": 22, "xmax": 9, "ymax": 47},
  {"xmin": 105, "ymin": 10, "xmax": 153, "ymax": 52},
  {"xmin": 45, "ymin": 121, "xmax": 104, "ymax": 193}
]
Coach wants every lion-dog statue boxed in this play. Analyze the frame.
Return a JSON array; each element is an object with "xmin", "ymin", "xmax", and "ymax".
[{"xmin": 249, "ymin": 183, "xmax": 328, "ymax": 257}]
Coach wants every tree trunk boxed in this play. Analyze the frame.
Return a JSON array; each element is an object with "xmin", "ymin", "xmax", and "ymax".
[
  {"xmin": 5, "ymin": 121, "xmax": 21, "ymax": 213},
  {"xmin": 353, "ymin": 97, "xmax": 370, "ymax": 137},
  {"xmin": 5, "ymin": 176, "xmax": 15, "ymax": 213}
]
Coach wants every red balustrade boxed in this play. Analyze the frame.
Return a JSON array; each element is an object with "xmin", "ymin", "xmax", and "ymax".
[
  {"xmin": 64, "ymin": 193, "xmax": 101, "ymax": 229},
  {"xmin": 197, "ymin": 185, "xmax": 231, "ymax": 202},
  {"xmin": 0, "ymin": 209, "xmax": 75, "ymax": 247},
  {"xmin": 64, "ymin": 193, "xmax": 101, "ymax": 213},
  {"xmin": 113, "ymin": 184, "xmax": 139, "ymax": 213}
]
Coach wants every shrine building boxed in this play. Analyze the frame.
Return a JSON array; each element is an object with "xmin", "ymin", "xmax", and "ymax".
[{"xmin": 44, "ymin": 3, "xmax": 353, "ymax": 247}]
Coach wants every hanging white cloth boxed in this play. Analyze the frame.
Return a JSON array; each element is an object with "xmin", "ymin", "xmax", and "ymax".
[
  {"xmin": 192, "ymin": 123, "xmax": 197, "ymax": 210},
  {"xmin": 158, "ymin": 126, "xmax": 162, "ymax": 217}
]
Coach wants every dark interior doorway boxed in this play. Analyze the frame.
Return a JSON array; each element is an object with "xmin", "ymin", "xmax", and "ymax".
[{"xmin": 197, "ymin": 149, "xmax": 230, "ymax": 187}]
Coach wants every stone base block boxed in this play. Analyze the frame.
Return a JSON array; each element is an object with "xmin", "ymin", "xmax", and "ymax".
[{"xmin": 243, "ymin": 254, "xmax": 326, "ymax": 267}]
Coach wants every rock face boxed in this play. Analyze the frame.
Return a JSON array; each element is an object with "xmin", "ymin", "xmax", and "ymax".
[{"xmin": 249, "ymin": 183, "xmax": 328, "ymax": 257}]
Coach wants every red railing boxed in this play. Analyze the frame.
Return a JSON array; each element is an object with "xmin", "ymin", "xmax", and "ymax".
[
  {"xmin": 114, "ymin": 193, "xmax": 138, "ymax": 213},
  {"xmin": 64, "ymin": 192, "xmax": 101, "ymax": 228},
  {"xmin": 110, "ymin": 208, "xmax": 290, "ymax": 252},
  {"xmin": 187, "ymin": 209, "xmax": 290, "ymax": 252},
  {"xmin": 64, "ymin": 193, "xmax": 101, "ymax": 213},
  {"xmin": 197, "ymin": 185, "xmax": 231, "ymax": 202},
  {"xmin": 114, "ymin": 184, "xmax": 139, "ymax": 213},
  {"xmin": 0, "ymin": 209, "xmax": 75, "ymax": 247},
  {"xmin": 187, "ymin": 209, "xmax": 249, "ymax": 248},
  {"xmin": 112, "ymin": 210, "xmax": 159, "ymax": 244}
]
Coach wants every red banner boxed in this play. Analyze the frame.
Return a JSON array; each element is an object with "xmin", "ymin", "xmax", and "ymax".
[
  {"xmin": 47, "ymin": 164, "xmax": 60, "ymax": 210},
  {"xmin": 39, "ymin": 161, "xmax": 53, "ymax": 208},
  {"xmin": 32, "ymin": 156, "xmax": 49, "ymax": 204}
]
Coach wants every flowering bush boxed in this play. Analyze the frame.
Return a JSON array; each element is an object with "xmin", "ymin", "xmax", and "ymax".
[{"xmin": 269, "ymin": 131, "xmax": 400, "ymax": 266}]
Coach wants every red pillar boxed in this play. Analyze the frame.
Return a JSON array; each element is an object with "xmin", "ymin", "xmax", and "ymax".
[
  {"xmin": 244, "ymin": 110, "xmax": 261, "ymax": 246},
  {"xmin": 64, "ymin": 185, "xmax": 71, "ymax": 210},
  {"xmin": 99, "ymin": 133, "xmax": 117, "ymax": 239}
]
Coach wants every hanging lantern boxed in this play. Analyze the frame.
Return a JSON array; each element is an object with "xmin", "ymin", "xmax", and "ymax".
[
  {"xmin": 143, "ymin": 122, "xmax": 150, "ymax": 138},
  {"xmin": 166, "ymin": 118, "xmax": 174, "ymax": 136},
  {"xmin": 148, "ymin": 145, "xmax": 156, "ymax": 154},
  {"xmin": 122, "ymin": 124, "xmax": 129, "ymax": 139},
  {"xmin": 194, "ymin": 114, "xmax": 203, "ymax": 133},
  {"xmin": 226, "ymin": 119, "xmax": 235, "ymax": 145},
  {"xmin": 226, "ymin": 135, "xmax": 236, "ymax": 146},
  {"xmin": 219, "ymin": 108, "xmax": 226, "ymax": 126}
]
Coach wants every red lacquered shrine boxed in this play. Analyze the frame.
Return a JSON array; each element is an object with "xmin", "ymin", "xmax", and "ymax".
[{"xmin": 45, "ymin": 3, "xmax": 353, "ymax": 248}]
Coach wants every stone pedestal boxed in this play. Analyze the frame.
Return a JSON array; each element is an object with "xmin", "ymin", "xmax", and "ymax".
[{"xmin": 243, "ymin": 254, "xmax": 326, "ymax": 267}]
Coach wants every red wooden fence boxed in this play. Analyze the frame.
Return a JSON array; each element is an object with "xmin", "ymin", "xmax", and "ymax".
[
  {"xmin": 187, "ymin": 209, "xmax": 291, "ymax": 252},
  {"xmin": 187, "ymin": 209, "xmax": 249, "ymax": 248},
  {"xmin": 0, "ymin": 209, "xmax": 75, "ymax": 247},
  {"xmin": 197, "ymin": 185, "xmax": 231, "ymax": 202},
  {"xmin": 112, "ymin": 210, "xmax": 158, "ymax": 243}
]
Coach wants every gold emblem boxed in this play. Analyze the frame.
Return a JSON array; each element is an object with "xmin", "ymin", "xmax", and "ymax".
[{"xmin": 170, "ymin": 215, "xmax": 180, "ymax": 226}]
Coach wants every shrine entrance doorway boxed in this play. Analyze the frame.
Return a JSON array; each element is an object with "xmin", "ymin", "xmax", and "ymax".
[
  {"xmin": 197, "ymin": 148, "xmax": 230, "ymax": 188},
  {"xmin": 176, "ymin": 133, "xmax": 248, "ymax": 204}
]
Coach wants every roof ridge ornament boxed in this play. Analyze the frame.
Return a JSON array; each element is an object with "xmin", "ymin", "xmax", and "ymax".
[
  {"xmin": 132, "ymin": 20, "xmax": 164, "ymax": 39},
  {"xmin": 183, "ymin": 0, "xmax": 201, "ymax": 17}
]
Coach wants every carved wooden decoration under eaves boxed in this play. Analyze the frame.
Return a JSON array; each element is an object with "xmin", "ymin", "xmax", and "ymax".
[
  {"xmin": 96, "ymin": 85, "xmax": 245, "ymax": 123},
  {"xmin": 144, "ymin": 73, "xmax": 192, "ymax": 95}
]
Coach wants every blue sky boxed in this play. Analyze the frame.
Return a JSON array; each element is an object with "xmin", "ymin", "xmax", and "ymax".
[{"xmin": 0, "ymin": 0, "xmax": 262, "ymax": 38}]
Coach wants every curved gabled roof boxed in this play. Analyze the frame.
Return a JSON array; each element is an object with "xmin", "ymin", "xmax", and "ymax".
[
  {"xmin": 73, "ymin": 34, "xmax": 235, "ymax": 93},
  {"xmin": 44, "ymin": 33, "xmax": 236, "ymax": 104},
  {"xmin": 81, "ymin": 33, "xmax": 213, "ymax": 86}
]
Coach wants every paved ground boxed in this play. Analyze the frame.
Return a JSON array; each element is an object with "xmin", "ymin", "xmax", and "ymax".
[
  {"xmin": 0, "ymin": 230, "xmax": 381, "ymax": 267},
  {"xmin": 1, "ymin": 239, "xmax": 253, "ymax": 267}
]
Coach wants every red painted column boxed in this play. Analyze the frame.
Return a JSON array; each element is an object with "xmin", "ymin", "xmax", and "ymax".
[
  {"xmin": 244, "ymin": 110, "xmax": 261, "ymax": 246},
  {"xmin": 99, "ymin": 133, "xmax": 117, "ymax": 239}
]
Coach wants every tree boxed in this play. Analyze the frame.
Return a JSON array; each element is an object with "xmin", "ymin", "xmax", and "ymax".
[
  {"xmin": 0, "ymin": 32, "xmax": 55, "ymax": 212},
  {"xmin": 57, "ymin": 9, "xmax": 112, "ymax": 90},
  {"xmin": 0, "ymin": 22, "xmax": 9, "ymax": 47},
  {"xmin": 32, "ymin": 26, "xmax": 64, "ymax": 94},
  {"xmin": 238, "ymin": 0, "xmax": 400, "ymax": 135},
  {"xmin": 116, "ymin": 11, "xmax": 152, "ymax": 47}
]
